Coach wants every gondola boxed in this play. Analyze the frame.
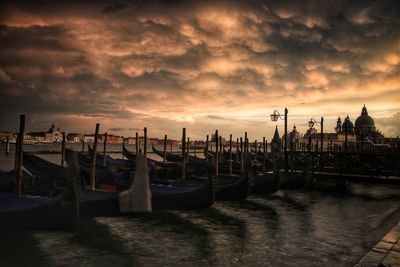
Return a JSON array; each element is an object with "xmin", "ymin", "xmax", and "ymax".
[
  {"xmin": 22, "ymin": 153, "xmax": 69, "ymax": 194},
  {"xmin": 0, "ymin": 168, "xmax": 37, "ymax": 194},
  {"xmin": 87, "ymin": 145, "xmax": 134, "ymax": 172},
  {"xmin": 0, "ymin": 169, "xmax": 79, "ymax": 231},
  {"xmin": 250, "ymin": 172, "xmax": 279, "ymax": 194},
  {"xmin": 125, "ymin": 145, "xmax": 250, "ymax": 201},
  {"xmin": 152, "ymin": 145, "xmax": 206, "ymax": 166},
  {"xmin": 123, "ymin": 143, "xmax": 204, "ymax": 178},
  {"xmin": 152, "ymin": 144, "xmax": 182, "ymax": 162},
  {"xmin": 0, "ymin": 191, "xmax": 77, "ymax": 231},
  {"xmin": 122, "ymin": 142, "xmax": 137, "ymax": 162},
  {"xmin": 214, "ymin": 172, "xmax": 250, "ymax": 201},
  {"xmin": 23, "ymin": 152, "xmax": 215, "ymax": 211},
  {"xmin": 24, "ymin": 152, "xmax": 133, "ymax": 192},
  {"xmin": 204, "ymin": 150, "xmax": 277, "ymax": 195},
  {"xmin": 121, "ymin": 143, "xmax": 182, "ymax": 169},
  {"xmin": 81, "ymin": 148, "xmax": 182, "ymax": 185},
  {"xmin": 204, "ymin": 147, "xmax": 231, "ymax": 161}
]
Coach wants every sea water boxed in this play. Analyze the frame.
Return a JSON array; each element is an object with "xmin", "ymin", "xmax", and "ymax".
[{"xmin": 1, "ymin": 143, "xmax": 400, "ymax": 266}]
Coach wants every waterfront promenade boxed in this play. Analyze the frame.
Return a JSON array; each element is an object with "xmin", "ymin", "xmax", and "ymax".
[{"xmin": 355, "ymin": 222, "xmax": 400, "ymax": 266}]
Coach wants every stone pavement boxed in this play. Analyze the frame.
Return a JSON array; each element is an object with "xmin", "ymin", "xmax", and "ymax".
[{"xmin": 355, "ymin": 222, "xmax": 400, "ymax": 266}]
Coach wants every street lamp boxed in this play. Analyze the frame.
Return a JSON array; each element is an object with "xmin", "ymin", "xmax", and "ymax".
[
  {"xmin": 308, "ymin": 117, "xmax": 324, "ymax": 151},
  {"xmin": 307, "ymin": 124, "xmax": 312, "ymax": 151},
  {"xmin": 270, "ymin": 108, "xmax": 288, "ymax": 172},
  {"xmin": 270, "ymin": 110, "xmax": 284, "ymax": 122}
]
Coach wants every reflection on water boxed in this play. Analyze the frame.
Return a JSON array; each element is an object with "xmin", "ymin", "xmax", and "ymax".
[{"xmin": 1, "ymin": 144, "xmax": 400, "ymax": 266}]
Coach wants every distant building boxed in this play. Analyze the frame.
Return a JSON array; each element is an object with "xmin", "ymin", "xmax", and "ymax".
[
  {"xmin": 333, "ymin": 105, "xmax": 385, "ymax": 145},
  {"xmin": 30, "ymin": 123, "xmax": 62, "ymax": 143},
  {"xmin": 149, "ymin": 138, "xmax": 159, "ymax": 145},
  {"xmin": 299, "ymin": 105, "xmax": 387, "ymax": 150},
  {"xmin": 66, "ymin": 133, "xmax": 81, "ymax": 143},
  {"xmin": 99, "ymin": 134, "xmax": 122, "ymax": 144},
  {"xmin": 271, "ymin": 126, "xmax": 281, "ymax": 150},
  {"xmin": 82, "ymin": 134, "xmax": 95, "ymax": 143},
  {"xmin": 211, "ymin": 133, "xmax": 226, "ymax": 144},
  {"xmin": 0, "ymin": 132, "xmax": 14, "ymax": 142},
  {"xmin": 354, "ymin": 105, "xmax": 385, "ymax": 144},
  {"xmin": 331, "ymin": 115, "xmax": 357, "ymax": 144},
  {"xmin": 117, "ymin": 136, "xmax": 124, "ymax": 144},
  {"xmin": 289, "ymin": 124, "xmax": 300, "ymax": 141},
  {"xmin": 156, "ymin": 139, "xmax": 178, "ymax": 146},
  {"xmin": 126, "ymin": 137, "xmax": 136, "ymax": 145}
]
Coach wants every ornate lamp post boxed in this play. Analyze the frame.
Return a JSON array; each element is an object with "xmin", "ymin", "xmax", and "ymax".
[
  {"xmin": 270, "ymin": 108, "xmax": 288, "ymax": 172},
  {"xmin": 307, "ymin": 124, "xmax": 312, "ymax": 151},
  {"xmin": 308, "ymin": 117, "xmax": 324, "ymax": 151}
]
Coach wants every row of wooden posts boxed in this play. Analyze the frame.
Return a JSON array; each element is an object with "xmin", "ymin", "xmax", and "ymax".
[
  {"xmin": 9, "ymin": 114, "xmax": 271, "ymax": 195},
  {"xmin": 87, "ymin": 124, "xmax": 151, "ymax": 190}
]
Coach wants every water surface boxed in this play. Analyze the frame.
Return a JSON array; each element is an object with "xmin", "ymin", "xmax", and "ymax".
[{"xmin": 1, "ymin": 143, "xmax": 399, "ymax": 266}]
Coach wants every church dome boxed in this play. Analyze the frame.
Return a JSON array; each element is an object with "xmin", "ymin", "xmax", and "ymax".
[
  {"xmin": 355, "ymin": 105, "xmax": 375, "ymax": 128},
  {"xmin": 342, "ymin": 115, "xmax": 354, "ymax": 133}
]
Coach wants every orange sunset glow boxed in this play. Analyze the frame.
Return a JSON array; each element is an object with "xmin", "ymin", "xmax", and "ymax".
[{"xmin": 0, "ymin": 0, "xmax": 399, "ymax": 140}]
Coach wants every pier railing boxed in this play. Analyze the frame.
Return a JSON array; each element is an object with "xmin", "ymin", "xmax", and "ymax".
[{"xmin": 285, "ymin": 151, "xmax": 400, "ymax": 182}]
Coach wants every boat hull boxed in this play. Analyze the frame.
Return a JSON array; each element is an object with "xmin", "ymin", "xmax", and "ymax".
[
  {"xmin": 215, "ymin": 173, "xmax": 250, "ymax": 201},
  {"xmin": 250, "ymin": 172, "xmax": 279, "ymax": 194},
  {"xmin": 0, "ymin": 192, "xmax": 75, "ymax": 231}
]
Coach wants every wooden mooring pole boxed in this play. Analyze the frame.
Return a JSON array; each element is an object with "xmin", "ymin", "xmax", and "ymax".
[
  {"xmin": 144, "ymin": 127, "xmax": 147, "ymax": 156},
  {"xmin": 320, "ymin": 117, "xmax": 324, "ymax": 152},
  {"xmin": 121, "ymin": 138, "xmax": 124, "ymax": 160},
  {"xmin": 181, "ymin": 128, "xmax": 186, "ymax": 179},
  {"xmin": 187, "ymin": 137, "xmax": 190, "ymax": 161},
  {"xmin": 246, "ymin": 137, "xmax": 249, "ymax": 160},
  {"xmin": 236, "ymin": 137, "xmax": 239, "ymax": 163},
  {"xmin": 244, "ymin": 132, "xmax": 248, "ymax": 159},
  {"xmin": 263, "ymin": 137, "xmax": 266, "ymax": 174},
  {"xmin": 5, "ymin": 136, "xmax": 10, "ymax": 154},
  {"xmin": 81, "ymin": 140, "xmax": 85, "ymax": 152},
  {"xmin": 240, "ymin": 137, "xmax": 244, "ymax": 172},
  {"xmin": 135, "ymin": 132, "xmax": 139, "ymax": 155},
  {"xmin": 90, "ymin": 123, "xmax": 100, "ymax": 190},
  {"xmin": 206, "ymin": 135, "xmax": 209, "ymax": 160},
  {"xmin": 163, "ymin": 134, "xmax": 167, "ymax": 164},
  {"xmin": 14, "ymin": 134, "xmax": 18, "ymax": 169},
  {"xmin": 219, "ymin": 136, "xmax": 223, "ymax": 164},
  {"xmin": 215, "ymin": 130, "xmax": 219, "ymax": 177},
  {"xmin": 16, "ymin": 114, "xmax": 25, "ymax": 195},
  {"xmin": 229, "ymin": 134, "xmax": 232, "ymax": 176},
  {"xmin": 61, "ymin": 132, "xmax": 66, "ymax": 167},
  {"xmin": 103, "ymin": 132, "xmax": 107, "ymax": 166}
]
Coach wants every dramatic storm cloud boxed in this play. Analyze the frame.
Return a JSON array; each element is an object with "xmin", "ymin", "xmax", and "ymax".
[{"xmin": 0, "ymin": 0, "xmax": 399, "ymax": 139}]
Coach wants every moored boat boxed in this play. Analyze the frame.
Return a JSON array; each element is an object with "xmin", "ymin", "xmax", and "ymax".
[
  {"xmin": 0, "ymin": 168, "xmax": 79, "ymax": 231},
  {"xmin": 23, "ymin": 152, "xmax": 215, "ymax": 211}
]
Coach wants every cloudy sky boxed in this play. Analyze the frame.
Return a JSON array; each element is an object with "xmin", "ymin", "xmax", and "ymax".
[{"xmin": 0, "ymin": 0, "xmax": 399, "ymax": 140}]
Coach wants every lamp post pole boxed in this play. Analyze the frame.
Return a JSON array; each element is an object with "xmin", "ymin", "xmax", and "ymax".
[
  {"xmin": 270, "ymin": 108, "xmax": 288, "ymax": 173},
  {"xmin": 308, "ymin": 117, "xmax": 324, "ymax": 152},
  {"xmin": 284, "ymin": 108, "xmax": 288, "ymax": 172}
]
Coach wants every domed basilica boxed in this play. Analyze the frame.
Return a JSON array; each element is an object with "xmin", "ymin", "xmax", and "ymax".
[{"xmin": 335, "ymin": 105, "xmax": 384, "ymax": 144}]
